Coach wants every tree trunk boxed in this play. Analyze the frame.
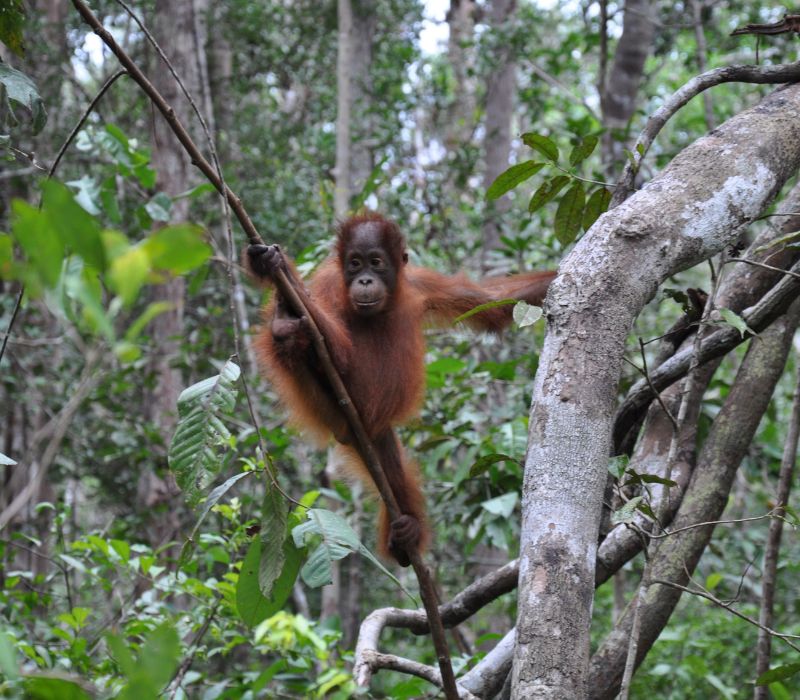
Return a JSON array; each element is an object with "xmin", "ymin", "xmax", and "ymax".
[
  {"xmin": 445, "ymin": 0, "xmax": 477, "ymax": 149},
  {"xmin": 512, "ymin": 84, "xmax": 800, "ymax": 698},
  {"xmin": 481, "ymin": 0, "xmax": 517, "ymax": 266},
  {"xmin": 140, "ymin": 0, "xmax": 207, "ymax": 544},
  {"xmin": 600, "ymin": 0, "xmax": 655, "ymax": 173}
]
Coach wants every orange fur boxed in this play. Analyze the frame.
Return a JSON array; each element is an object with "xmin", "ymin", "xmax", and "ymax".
[{"xmin": 248, "ymin": 212, "xmax": 555, "ymax": 564}]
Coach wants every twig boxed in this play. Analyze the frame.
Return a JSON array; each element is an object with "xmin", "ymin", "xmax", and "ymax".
[
  {"xmin": 651, "ymin": 579, "xmax": 800, "ymax": 652},
  {"xmin": 71, "ymin": 2, "xmax": 458, "ymax": 695},
  {"xmin": 620, "ymin": 260, "xmax": 722, "ymax": 698},
  {"xmin": 648, "ymin": 510, "xmax": 784, "ymax": 539},
  {"xmin": 612, "ymin": 62, "xmax": 800, "ymax": 206},
  {"xmin": 755, "ymin": 363, "xmax": 800, "ymax": 696},
  {"xmin": 727, "ymin": 256, "xmax": 800, "ymax": 280},
  {"xmin": 50, "ymin": 69, "xmax": 127, "ymax": 177}
]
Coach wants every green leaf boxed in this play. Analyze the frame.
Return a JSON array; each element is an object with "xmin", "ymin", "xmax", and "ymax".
[
  {"xmin": 64, "ymin": 176, "xmax": 101, "ymax": 216},
  {"xmin": 582, "ymin": 187, "xmax": 612, "ymax": 231},
  {"xmin": 0, "ymin": 0, "xmax": 25, "ymax": 57},
  {"xmin": 426, "ymin": 357, "xmax": 467, "ymax": 374},
  {"xmin": 528, "ymin": 175, "xmax": 570, "ymax": 214},
  {"xmin": 611, "ymin": 496, "xmax": 643, "ymax": 525},
  {"xmin": 454, "ymin": 298, "xmax": 516, "ymax": 323},
  {"xmin": 107, "ymin": 245, "xmax": 151, "ymax": 307},
  {"xmin": 124, "ymin": 301, "xmax": 173, "ymax": 342},
  {"xmin": 622, "ymin": 470, "xmax": 678, "ymax": 488},
  {"xmin": 486, "ymin": 161, "xmax": 544, "ymax": 200},
  {"xmin": 756, "ymin": 662, "xmax": 800, "ymax": 685},
  {"xmin": 168, "ymin": 361, "xmax": 241, "ymax": 506},
  {"xmin": 23, "ymin": 676, "xmax": 90, "ymax": 700},
  {"xmin": 608, "ymin": 455, "xmax": 629, "ymax": 479},
  {"xmin": 512, "ymin": 301, "xmax": 543, "ymax": 327},
  {"xmin": 116, "ymin": 624, "xmax": 181, "ymax": 700},
  {"xmin": 41, "ymin": 180, "xmax": 105, "ymax": 270},
  {"xmin": 236, "ymin": 533, "xmax": 303, "ymax": 626},
  {"xmin": 259, "ymin": 483, "xmax": 288, "ymax": 597},
  {"xmin": 705, "ymin": 572, "xmax": 722, "ymax": 590},
  {"xmin": 469, "ymin": 453, "xmax": 520, "ymax": 478},
  {"xmin": 11, "ymin": 199, "xmax": 63, "ymax": 287},
  {"xmin": 0, "ymin": 631, "xmax": 19, "ymax": 680},
  {"xmin": 0, "ymin": 63, "xmax": 46, "ymax": 133},
  {"xmin": 178, "ymin": 471, "xmax": 252, "ymax": 568},
  {"xmin": 292, "ymin": 508, "xmax": 409, "ymax": 597},
  {"xmin": 717, "ymin": 308, "xmax": 755, "ymax": 338},
  {"xmin": 481, "ymin": 492, "xmax": 518, "ymax": 518},
  {"xmin": 144, "ymin": 192, "xmax": 172, "ymax": 222},
  {"xmin": 521, "ymin": 133, "xmax": 559, "ymax": 163},
  {"xmin": 143, "ymin": 224, "xmax": 211, "ymax": 274},
  {"xmin": 568, "ymin": 135, "xmax": 599, "ymax": 166},
  {"xmin": 554, "ymin": 182, "xmax": 585, "ymax": 246}
]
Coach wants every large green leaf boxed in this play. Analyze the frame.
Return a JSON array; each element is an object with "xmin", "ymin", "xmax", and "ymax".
[
  {"xmin": 108, "ymin": 624, "xmax": 181, "ymax": 700},
  {"xmin": 41, "ymin": 180, "xmax": 105, "ymax": 270},
  {"xmin": 168, "ymin": 361, "xmax": 241, "ymax": 506},
  {"xmin": 236, "ymin": 534, "xmax": 303, "ymax": 626}
]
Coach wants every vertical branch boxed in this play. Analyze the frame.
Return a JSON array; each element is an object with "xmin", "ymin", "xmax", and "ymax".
[
  {"xmin": 689, "ymin": 0, "xmax": 715, "ymax": 130},
  {"xmin": 754, "ymin": 363, "xmax": 800, "ymax": 698}
]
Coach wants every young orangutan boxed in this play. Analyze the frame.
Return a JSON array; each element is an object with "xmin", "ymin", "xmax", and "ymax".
[{"xmin": 246, "ymin": 213, "xmax": 555, "ymax": 565}]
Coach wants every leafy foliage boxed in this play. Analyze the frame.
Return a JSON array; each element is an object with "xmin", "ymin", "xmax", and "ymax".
[{"xmin": 168, "ymin": 360, "xmax": 241, "ymax": 506}]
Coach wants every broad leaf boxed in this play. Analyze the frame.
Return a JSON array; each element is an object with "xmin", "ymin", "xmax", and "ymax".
[
  {"xmin": 469, "ymin": 453, "xmax": 520, "ymax": 478},
  {"xmin": 528, "ymin": 175, "xmax": 570, "ymax": 214},
  {"xmin": 481, "ymin": 492, "xmax": 518, "ymax": 518},
  {"xmin": 554, "ymin": 182, "xmax": 585, "ymax": 246},
  {"xmin": 259, "ymin": 483, "xmax": 288, "ymax": 596},
  {"xmin": 521, "ymin": 133, "xmax": 559, "ymax": 163},
  {"xmin": 486, "ymin": 161, "xmax": 544, "ymax": 200},
  {"xmin": 292, "ymin": 508, "xmax": 407, "ymax": 595},
  {"xmin": 568, "ymin": 135, "xmax": 599, "ymax": 166},
  {"xmin": 756, "ymin": 662, "xmax": 800, "ymax": 685},
  {"xmin": 582, "ymin": 187, "xmax": 612, "ymax": 231},
  {"xmin": 512, "ymin": 301, "xmax": 543, "ymax": 327}
]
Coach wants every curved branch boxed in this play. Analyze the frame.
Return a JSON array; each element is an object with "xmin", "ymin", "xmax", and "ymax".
[{"xmin": 612, "ymin": 62, "xmax": 800, "ymax": 205}]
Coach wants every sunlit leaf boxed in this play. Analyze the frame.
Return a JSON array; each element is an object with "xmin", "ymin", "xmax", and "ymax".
[
  {"xmin": 144, "ymin": 224, "xmax": 211, "ymax": 274},
  {"xmin": 512, "ymin": 301, "xmax": 542, "ymax": 327}
]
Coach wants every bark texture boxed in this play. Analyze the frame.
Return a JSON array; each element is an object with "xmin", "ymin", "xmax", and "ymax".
[
  {"xmin": 481, "ymin": 0, "xmax": 517, "ymax": 261},
  {"xmin": 512, "ymin": 84, "xmax": 800, "ymax": 698},
  {"xmin": 600, "ymin": 0, "xmax": 655, "ymax": 172}
]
